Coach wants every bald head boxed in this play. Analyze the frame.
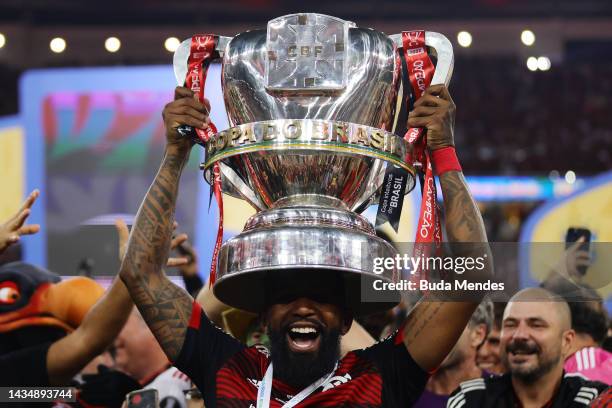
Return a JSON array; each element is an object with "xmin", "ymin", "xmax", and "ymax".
[{"xmin": 506, "ymin": 288, "xmax": 571, "ymax": 332}]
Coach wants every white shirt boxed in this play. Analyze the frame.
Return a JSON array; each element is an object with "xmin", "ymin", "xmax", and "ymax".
[{"xmin": 143, "ymin": 366, "xmax": 192, "ymax": 408}]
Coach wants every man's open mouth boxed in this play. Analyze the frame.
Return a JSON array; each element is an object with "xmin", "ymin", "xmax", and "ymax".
[
  {"xmin": 286, "ymin": 323, "xmax": 322, "ymax": 353},
  {"xmin": 507, "ymin": 344, "xmax": 539, "ymax": 361}
]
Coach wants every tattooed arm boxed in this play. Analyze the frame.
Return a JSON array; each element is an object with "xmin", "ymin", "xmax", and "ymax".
[
  {"xmin": 399, "ymin": 85, "xmax": 492, "ymax": 372},
  {"xmin": 119, "ymin": 87, "xmax": 210, "ymax": 361}
]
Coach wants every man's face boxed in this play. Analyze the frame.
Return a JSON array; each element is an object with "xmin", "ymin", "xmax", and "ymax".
[
  {"xmin": 265, "ymin": 296, "xmax": 350, "ymax": 388},
  {"xmin": 114, "ymin": 311, "xmax": 161, "ymax": 380},
  {"xmin": 500, "ymin": 301, "xmax": 571, "ymax": 383},
  {"xmin": 477, "ymin": 326, "xmax": 504, "ymax": 374}
]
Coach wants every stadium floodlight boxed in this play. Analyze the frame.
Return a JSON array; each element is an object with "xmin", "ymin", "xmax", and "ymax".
[
  {"xmin": 526, "ymin": 57, "xmax": 538, "ymax": 71},
  {"xmin": 521, "ymin": 30, "xmax": 535, "ymax": 46},
  {"xmin": 105, "ymin": 37, "xmax": 121, "ymax": 53},
  {"xmin": 0, "ymin": 33, "xmax": 5, "ymax": 49},
  {"xmin": 537, "ymin": 56, "xmax": 551, "ymax": 71},
  {"xmin": 457, "ymin": 31, "xmax": 473, "ymax": 48},
  {"xmin": 50, "ymin": 37, "xmax": 66, "ymax": 53},
  {"xmin": 165, "ymin": 37, "xmax": 180, "ymax": 52}
]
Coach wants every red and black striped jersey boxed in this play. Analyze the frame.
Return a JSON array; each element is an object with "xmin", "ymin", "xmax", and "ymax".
[{"xmin": 174, "ymin": 302, "xmax": 429, "ymax": 407}]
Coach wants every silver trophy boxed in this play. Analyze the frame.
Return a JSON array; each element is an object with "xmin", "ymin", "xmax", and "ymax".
[{"xmin": 174, "ymin": 13, "xmax": 454, "ymax": 314}]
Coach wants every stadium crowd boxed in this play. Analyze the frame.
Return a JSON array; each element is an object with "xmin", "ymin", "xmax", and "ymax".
[{"xmin": 450, "ymin": 57, "xmax": 612, "ymax": 175}]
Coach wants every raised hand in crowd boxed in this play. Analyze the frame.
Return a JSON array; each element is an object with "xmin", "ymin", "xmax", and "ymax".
[
  {"xmin": 542, "ymin": 236, "xmax": 591, "ymax": 295},
  {"xmin": 0, "ymin": 189, "xmax": 40, "ymax": 253},
  {"xmin": 555, "ymin": 236, "xmax": 591, "ymax": 280}
]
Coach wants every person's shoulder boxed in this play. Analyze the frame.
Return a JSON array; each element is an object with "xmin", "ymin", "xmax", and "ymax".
[
  {"xmin": 563, "ymin": 371, "xmax": 609, "ymax": 394},
  {"xmin": 589, "ymin": 386, "xmax": 612, "ymax": 408},
  {"xmin": 567, "ymin": 347, "xmax": 612, "ymax": 367},
  {"xmin": 447, "ymin": 373, "xmax": 511, "ymax": 408},
  {"xmin": 595, "ymin": 347, "xmax": 612, "ymax": 361},
  {"xmin": 561, "ymin": 371, "xmax": 608, "ymax": 406}
]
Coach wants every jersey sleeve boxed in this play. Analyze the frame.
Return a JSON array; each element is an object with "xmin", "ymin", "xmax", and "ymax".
[
  {"xmin": 0, "ymin": 342, "xmax": 51, "ymax": 386},
  {"xmin": 173, "ymin": 301, "xmax": 245, "ymax": 398},
  {"xmin": 354, "ymin": 329, "xmax": 429, "ymax": 406},
  {"xmin": 446, "ymin": 378, "xmax": 487, "ymax": 408}
]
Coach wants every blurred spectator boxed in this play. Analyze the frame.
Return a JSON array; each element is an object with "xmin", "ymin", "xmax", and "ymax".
[
  {"xmin": 448, "ymin": 288, "xmax": 608, "ymax": 407},
  {"xmin": 79, "ymin": 309, "xmax": 192, "ymax": 408},
  {"xmin": 540, "ymin": 232, "xmax": 611, "ymax": 384},
  {"xmin": 0, "ymin": 192, "xmax": 134, "ymax": 388},
  {"xmin": 476, "ymin": 301, "xmax": 507, "ymax": 375},
  {"xmin": 414, "ymin": 299, "xmax": 494, "ymax": 408},
  {"xmin": 546, "ymin": 280, "xmax": 611, "ymax": 385},
  {"xmin": 603, "ymin": 323, "xmax": 612, "ymax": 354}
]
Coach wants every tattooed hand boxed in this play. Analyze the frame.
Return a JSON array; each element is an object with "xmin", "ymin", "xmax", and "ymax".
[
  {"xmin": 407, "ymin": 84, "xmax": 456, "ymax": 151},
  {"xmin": 162, "ymin": 86, "xmax": 211, "ymax": 151}
]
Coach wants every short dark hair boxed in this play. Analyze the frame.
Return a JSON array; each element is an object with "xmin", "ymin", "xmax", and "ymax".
[
  {"xmin": 469, "ymin": 298, "xmax": 494, "ymax": 335},
  {"xmin": 546, "ymin": 280, "xmax": 608, "ymax": 344}
]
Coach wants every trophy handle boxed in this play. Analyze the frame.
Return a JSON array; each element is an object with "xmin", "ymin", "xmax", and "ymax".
[
  {"xmin": 424, "ymin": 32, "xmax": 454, "ymax": 86},
  {"xmin": 218, "ymin": 163, "xmax": 267, "ymax": 211},
  {"xmin": 173, "ymin": 36, "xmax": 232, "ymax": 86},
  {"xmin": 389, "ymin": 32, "xmax": 454, "ymax": 86},
  {"xmin": 172, "ymin": 36, "xmax": 232, "ymax": 144},
  {"xmin": 174, "ymin": 35, "xmax": 268, "ymax": 211}
]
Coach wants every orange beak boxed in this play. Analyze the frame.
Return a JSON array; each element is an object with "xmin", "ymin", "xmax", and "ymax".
[{"xmin": 0, "ymin": 277, "xmax": 105, "ymax": 333}]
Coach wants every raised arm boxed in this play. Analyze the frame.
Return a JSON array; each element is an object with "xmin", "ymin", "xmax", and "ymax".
[
  {"xmin": 119, "ymin": 86, "xmax": 210, "ymax": 361},
  {"xmin": 399, "ymin": 84, "xmax": 492, "ymax": 372},
  {"xmin": 47, "ymin": 219, "xmax": 189, "ymax": 385},
  {"xmin": 47, "ymin": 276, "xmax": 132, "ymax": 385}
]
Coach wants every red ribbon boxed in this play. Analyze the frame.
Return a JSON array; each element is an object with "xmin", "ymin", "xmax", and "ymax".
[
  {"xmin": 401, "ymin": 31, "xmax": 443, "ymax": 280},
  {"xmin": 185, "ymin": 34, "xmax": 224, "ymax": 284}
]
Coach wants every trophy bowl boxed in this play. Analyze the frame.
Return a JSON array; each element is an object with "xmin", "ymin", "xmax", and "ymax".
[{"xmin": 202, "ymin": 119, "xmax": 415, "ymax": 212}]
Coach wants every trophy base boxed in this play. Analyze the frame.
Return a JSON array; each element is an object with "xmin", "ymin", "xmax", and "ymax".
[{"xmin": 213, "ymin": 195, "xmax": 400, "ymax": 315}]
